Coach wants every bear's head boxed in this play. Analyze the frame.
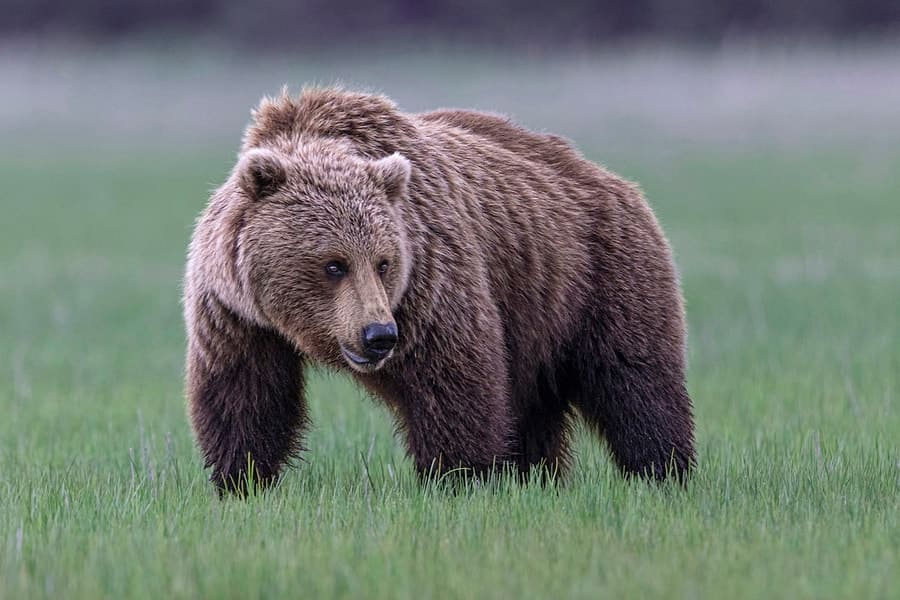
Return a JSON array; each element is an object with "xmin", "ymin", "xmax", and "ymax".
[{"xmin": 194, "ymin": 139, "xmax": 413, "ymax": 374}]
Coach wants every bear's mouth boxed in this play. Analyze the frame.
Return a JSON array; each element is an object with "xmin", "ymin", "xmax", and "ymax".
[
  {"xmin": 339, "ymin": 345, "xmax": 390, "ymax": 372},
  {"xmin": 341, "ymin": 346, "xmax": 371, "ymax": 365}
]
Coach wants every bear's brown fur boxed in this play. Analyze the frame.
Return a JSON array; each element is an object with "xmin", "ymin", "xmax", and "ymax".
[{"xmin": 184, "ymin": 87, "xmax": 695, "ymax": 494}]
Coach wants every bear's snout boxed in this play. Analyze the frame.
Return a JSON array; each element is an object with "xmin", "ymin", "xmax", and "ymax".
[{"xmin": 361, "ymin": 322, "xmax": 398, "ymax": 361}]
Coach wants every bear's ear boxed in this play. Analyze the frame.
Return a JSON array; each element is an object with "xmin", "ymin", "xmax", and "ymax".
[
  {"xmin": 238, "ymin": 148, "xmax": 288, "ymax": 199},
  {"xmin": 369, "ymin": 153, "xmax": 411, "ymax": 203}
]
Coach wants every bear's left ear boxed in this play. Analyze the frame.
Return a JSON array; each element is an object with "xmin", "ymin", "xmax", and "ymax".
[{"xmin": 369, "ymin": 153, "xmax": 411, "ymax": 203}]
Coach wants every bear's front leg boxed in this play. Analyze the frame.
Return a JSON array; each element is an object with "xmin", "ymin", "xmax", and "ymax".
[
  {"xmin": 186, "ymin": 291, "xmax": 309, "ymax": 495},
  {"xmin": 386, "ymin": 309, "xmax": 515, "ymax": 480}
]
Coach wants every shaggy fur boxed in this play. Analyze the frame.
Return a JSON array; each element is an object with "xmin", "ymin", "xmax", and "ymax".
[{"xmin": 184, "ymin": 87, "xmax": 695, "ymax": 493}]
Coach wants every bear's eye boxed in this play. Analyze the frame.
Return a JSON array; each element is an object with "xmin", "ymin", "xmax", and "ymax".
[
  {"xmin": 325, "ymin": 261, "xmax": 347, "ymax": 278},
  {"xmin": 378, "ymin": 260, "xmax": 389, "ymax": 276}
]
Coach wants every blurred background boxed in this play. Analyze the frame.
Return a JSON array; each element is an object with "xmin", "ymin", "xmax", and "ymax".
[
  {"xmin": 4, "ymin": 0, "xmax": 900, "ymax": 44},
  {"xmin": 3, "ymin": 0, "xmax": 900, "ymax": 154}
]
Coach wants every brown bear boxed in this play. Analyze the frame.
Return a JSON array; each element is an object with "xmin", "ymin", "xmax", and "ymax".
[{"xmin": 184, "ymin": 87, "xmax": 695, "ymax": 494}]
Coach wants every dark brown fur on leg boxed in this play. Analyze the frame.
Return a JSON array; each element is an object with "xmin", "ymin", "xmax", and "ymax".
[
  {"xmin": 186, "ymin": 292, "xmax": 308, "ymax": 495},
  {"xmin": 514, "ymin": 411, "xmax": 572, "ymax": 484},
  {"xmin": 512, "ymin": 371, "xmax": 575, "ymax": 483},
  {"xmin": 393, "ymin": 365, "xmax": 513, "ymax": 480},
  {"xmin": 370, "ymin": 295, "xmax": 515, "ymax": 482},
  {"xmin": 575, "ymin": 358, "xmax": 695, "ymax": 481},
  {"xmin": 561, "ymin": 180, "xmax": 697, "ymax": 481},
  {"xmin": 398, "ymin": 363, "xmax": 513, "ymax": 482}
]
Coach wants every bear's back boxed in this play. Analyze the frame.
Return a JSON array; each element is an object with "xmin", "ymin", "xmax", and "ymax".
[{"xmin": 417, "ymin": 109, "xmax": 591, "ymax": 179}]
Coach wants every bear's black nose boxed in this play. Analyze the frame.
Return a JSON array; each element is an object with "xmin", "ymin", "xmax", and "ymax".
[{"xmin": 361, "ymin": 322, "xmax": 398, "ymax": 360}]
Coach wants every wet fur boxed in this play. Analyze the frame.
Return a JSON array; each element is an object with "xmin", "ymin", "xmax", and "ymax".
[{"xmin": 184, "ymin": 88, "xmax": 695, "ymax": 493}]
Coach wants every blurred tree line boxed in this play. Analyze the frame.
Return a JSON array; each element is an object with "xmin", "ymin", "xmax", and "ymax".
[{"xmin": 3, "ymin": 0, "xmax": 898, "ymax": 45}]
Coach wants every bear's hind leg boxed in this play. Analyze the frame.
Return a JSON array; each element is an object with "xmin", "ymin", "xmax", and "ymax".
[
  {"xmin": 514, "ymin": 405, "xmax": 573, "ymax": 482},
  {"xmin": 512, "ymin": 370, "xmax": 576, "ymax": 482},
  {"xmin": 574, "ymin": 356, "xmax": 695, "ymax": 481}
]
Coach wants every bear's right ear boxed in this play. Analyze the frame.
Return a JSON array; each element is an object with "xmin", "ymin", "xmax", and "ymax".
[
  {"xmin": 368, "ymin": 153, "xmax": 411, "ymax": 203},
  {"xmin": 237, "ymin": 148, "xmax": 288, "ymax": 199}
]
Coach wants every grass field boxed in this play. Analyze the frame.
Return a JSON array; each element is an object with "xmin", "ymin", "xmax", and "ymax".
[{"xmin": 1, "ymin": 48, "xmax": 898, "ymax": 599}]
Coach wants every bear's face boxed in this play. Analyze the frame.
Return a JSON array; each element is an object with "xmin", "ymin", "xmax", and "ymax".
[{"xmin": 235, "ymin": 145, "xmax": 412, "ymax": 374}]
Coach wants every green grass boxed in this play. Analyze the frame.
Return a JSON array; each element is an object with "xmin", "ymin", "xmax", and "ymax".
[{"xmin": 1, "ymin": 133, "xmax": 898, "ymax": 598}]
